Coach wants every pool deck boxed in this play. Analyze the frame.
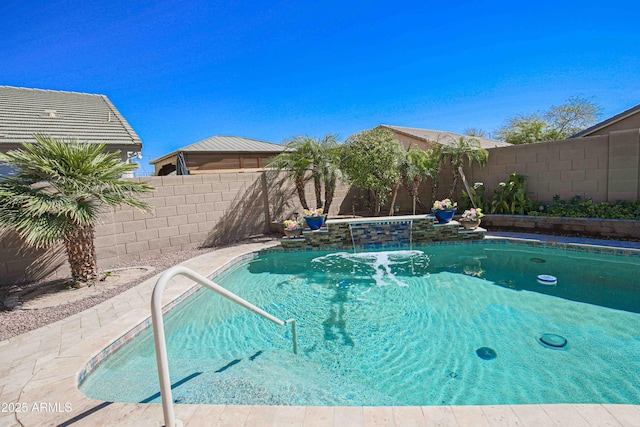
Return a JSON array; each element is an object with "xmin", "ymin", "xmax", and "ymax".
[{"xmin": 1, "ymin": 236, "xmax": 639, "ymax": 426}]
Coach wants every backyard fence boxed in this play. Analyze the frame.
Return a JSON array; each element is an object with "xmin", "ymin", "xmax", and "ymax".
[{"xmin": 1, "ymin": 128, "xmax": 639, "ymax": 285}]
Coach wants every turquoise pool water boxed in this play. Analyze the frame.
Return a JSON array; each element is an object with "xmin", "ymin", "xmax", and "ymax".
[{"xmin": 80, "ymin": 242, "xmax": 640, "ymax": 406}]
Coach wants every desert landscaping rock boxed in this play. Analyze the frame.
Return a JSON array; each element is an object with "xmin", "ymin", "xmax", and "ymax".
[
  {"xmin": 0, "ymin": 248, "xmax": 213, "ymax": 341},
  {"xmin": 10, "ymin": 266, "xmax": 154, "ymax": 310},
  {"xmin": 0, "ymin": 236, "xmax": 279, "ymax": 342}
]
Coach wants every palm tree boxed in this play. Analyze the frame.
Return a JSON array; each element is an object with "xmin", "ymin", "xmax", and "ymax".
[
  {"xmin": 267, "ymin": 134, "xmax": 342, "ymax": 215},
  {"xmin": 266, "ymin": 137, "xmax": 314, "ymax": 210},
  {"xmin": 439, "ymin": 136, "xmax": 488, "ymax": 200},
  {"xmin": 314, "ymin": 134, "xmax": 341, "ymax": 215},
  {"xmin": 400, "ymin": 146, "xmax": 438, "ymax": 215},
  {"xmin": 427, "ymin": 145, "xmax": 443, "ymax": 203},
  {"xmin": 0, "ymin": 135, "xmax": 153, "ymax": 285}
]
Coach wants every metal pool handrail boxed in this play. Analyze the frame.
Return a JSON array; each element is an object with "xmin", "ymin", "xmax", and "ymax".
[{"xmin": 151, "ymin": 265, "xmax": 298, "ymax": 427}]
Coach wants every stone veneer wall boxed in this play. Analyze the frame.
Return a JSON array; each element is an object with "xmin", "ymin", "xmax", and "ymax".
[
  {"xmin": 280, "ymin": 215, "xmax": 485, "ymax": 251},
  {"xmin": 482, "ymin": 215, "xmax": 640, "ymax": 240}
]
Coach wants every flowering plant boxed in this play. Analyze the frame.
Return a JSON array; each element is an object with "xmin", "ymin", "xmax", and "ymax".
[
  {"xmin": 432, "ymin": 199, "xmax": 457, "ymax": 210},
  {"xmin": 283, "ymin": 219, "xmax": 302, "ymax": 230},
  {"xmin": 461, "ymin": 208, "xmax": 484, "ymax": 220},
  {"xmin": 303, "ymin": 208, "xmax": 324, "ymax": 217}
]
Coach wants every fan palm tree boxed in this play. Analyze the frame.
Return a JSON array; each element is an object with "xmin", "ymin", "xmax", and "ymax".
[
  {"xmin": 439, "ymin": 136, "xmax": 488, "ymax": 199},
  {"xmin": 0, "ymin": 135, "xmax": 153, "ymax": 285}
]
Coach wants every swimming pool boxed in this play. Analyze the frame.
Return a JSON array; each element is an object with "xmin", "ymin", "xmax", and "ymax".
[{"xmin": 80, "ymin": 241, "xmax": 640, "ymax": 406}]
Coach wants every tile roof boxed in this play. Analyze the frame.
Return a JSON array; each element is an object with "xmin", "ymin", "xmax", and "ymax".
[
  {"xmin": 0, "ymin": 86, "xmax": 142, "ymax": 148},
  {"xmin": 382, "ymin": 125, "xmax": 511, "ymax": 149},
  {"xmin": 150, "ymin": 135, "xmax": 284, "ymax": 164}
]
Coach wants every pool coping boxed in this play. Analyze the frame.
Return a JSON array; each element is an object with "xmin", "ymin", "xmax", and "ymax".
[{"xmin": 2, "ymin": 238, "xmax": 639, "ymax": 426}]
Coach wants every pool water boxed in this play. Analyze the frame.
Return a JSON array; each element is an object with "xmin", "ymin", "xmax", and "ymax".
[{"xmin": 80, "ymin": 243, "xmax": 640, "ymax": 406}]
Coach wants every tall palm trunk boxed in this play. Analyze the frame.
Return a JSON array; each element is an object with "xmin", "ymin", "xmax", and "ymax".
[
  {"xmin": 411, "ymin": 176, "xmax": 421, "ymax": 215},
  {"xmin": 313, "ymin": 168, "xmax": 323, "ymax": 209},
  {"xmin": 448, "ymin": 171, "xmax": 460, "ymax": 199},
  {"xmin": 323, "ymin": 173, "xmax": 336, "ymax": 216},
  {"xmin": 295, "ymin": 175, "xmax": 310, "ymax": 210},
  {"xmin": 431, "ymin": 179, "xmax": 439, "ymax": 203},
  {"xmin": 64, "ymin": 223, "xmax": 98, "ymax": 284},
  {"xmin": 313, "ymin": 174, "xmax": 322, "ymax": 208}
]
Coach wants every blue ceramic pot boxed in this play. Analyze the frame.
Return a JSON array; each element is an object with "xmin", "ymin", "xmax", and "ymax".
[
  {"xmin": 433, "ymin": 209, "xmax": 456, "ymax": 224},
  {"xmin": 304, "ymin": 215, "xmax": 326, "ymax": 230}
]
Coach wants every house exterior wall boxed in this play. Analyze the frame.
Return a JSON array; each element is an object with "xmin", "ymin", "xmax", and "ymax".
[
  {"xmin": 580, "ymin": 113, "xmax": 640, "ymax": 137},
  {"xmin": 392, "ymin": 133, "xmax": 436, "ymax": 150},
  {"xmin": 153, "ymin": 152, "xmax": 279, "ymax": 175}
]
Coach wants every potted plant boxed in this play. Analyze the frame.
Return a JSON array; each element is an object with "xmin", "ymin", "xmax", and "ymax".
[
  {"xmin": 459, "ymin": 208, "xmax": 484, "ymax": 230},
  {"xmin": 432, "ymin": 199, "xmax": 457, "ymax": 224},
  {"xmin": 303, "ymin": 208, "xmax": 326, "ymax": 230},
  {"xmin": 283, "ymin": 219, "xmax": 303, "ymax": 237}
]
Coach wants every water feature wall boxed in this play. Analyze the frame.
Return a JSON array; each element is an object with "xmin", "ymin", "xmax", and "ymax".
[
  {"xmin": 349, "ymin": 220, "xmax": 412, "ymax": 250},
  {"xmin": 280, "ymin": 215, "xmax": 485, "ymax": 251}
]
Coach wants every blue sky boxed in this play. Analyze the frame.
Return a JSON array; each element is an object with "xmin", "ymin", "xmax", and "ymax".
[{"xmin": 2, "ymin": 1, "xmax": 640, "ymax": 175}]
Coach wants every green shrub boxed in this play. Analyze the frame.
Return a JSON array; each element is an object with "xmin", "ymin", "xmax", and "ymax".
[
  {"xmin": 530, "ymin": 195, "xmax": 640, "ymax": 220},
  {"xmin": 490, "ymin": 173, "xmax": 534, "ymax": 215}
]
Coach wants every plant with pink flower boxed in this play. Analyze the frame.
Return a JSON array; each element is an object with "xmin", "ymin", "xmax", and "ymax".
[
  {"xmin": 461, "ymin": 208, "xmax": 485, "ymax": 220},
  {"xmin": 283, "ymin": 219, "xmax": 302, "ymax": 230},
  {"xmin": 303, "ymin": 208, "xmax": 324, "ymax": 217},
  {"xmin": 432, "ymin": 199, "xmax": 457, "ymax": 211}
]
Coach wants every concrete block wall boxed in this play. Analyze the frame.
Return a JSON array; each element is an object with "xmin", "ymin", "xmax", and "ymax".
[
  {"xmin": 0, "ymin": 232, "xmax": 65, "ymax": 283},
  {"xmin": 607, "ymin": 129, "xmax": 640, "ymax": 200},
  {"xmin": 94, "ymin": 172, "xmax": 269, "ymax": 269},
  {"xmin": 0, "ymin": 171, "xmax": 351, "ymax": 285},
  {"xmin": 466, "ymin": 133, "xmax": 638, "ymax": 203}
]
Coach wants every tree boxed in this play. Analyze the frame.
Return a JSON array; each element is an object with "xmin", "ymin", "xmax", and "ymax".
[
  {"xmin": 0, "ymin": 135, "xmax": 153, "ymax": 285},
  {"xmin": 314, "ymin": 134, "xmax": 341, "ymax": 215},
  {"xmin": 399, "ymin": 146, "xmax": 438, "ymax": 215},
  {"xmin": 266, "ymin": 134, "xmax": 341, "ymax": 215},
  {"xmin": 464, "ymin": 128, "xmax": 489, "ymax": 138},
  {"xmin": 427, "ymin": 145, "xmax": 443, "ymax": 202},
  {"xmin": 439, "ymin": 136, "xmax": 488, "ymax": 199},
  {"xmin": 341, "ymin": 127, "xmax": 405, "ymax": 215},
  {"xmin": 544, "ymin": 95, "xmax": 601, "ymax": 138},
  {"xmin": 494, "ymin": 114, "xmax": 550, "ymax": 145},
  {"xmin": 266, "ymin": 137, "xmax": 314, "ymax": 210},
  {"xmin": 495, "ymin": 96, "xmax": 601, "ymax": 144}
]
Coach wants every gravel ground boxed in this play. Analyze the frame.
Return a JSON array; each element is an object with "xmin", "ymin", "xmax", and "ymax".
[{"xmin": 0, "ymin": 236, "xmax": 279, "ymax": 341}]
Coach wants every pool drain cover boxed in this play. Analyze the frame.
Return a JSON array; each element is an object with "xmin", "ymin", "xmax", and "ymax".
[
  {"xmin": 538, "ymin": 334, "xmax": 567, "ymax": 349},
  {"xmin": 476, "ymin": 347, "xmax": 497, "ymax": 360}
]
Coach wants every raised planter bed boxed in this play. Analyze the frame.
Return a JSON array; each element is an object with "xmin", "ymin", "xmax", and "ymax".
[{"xmin": 482, "ymin": 214, "xmax": 640, "ymax": 240}]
